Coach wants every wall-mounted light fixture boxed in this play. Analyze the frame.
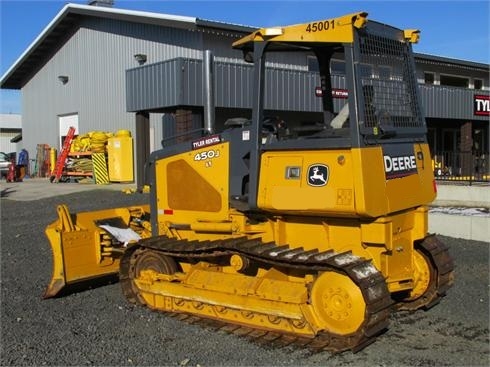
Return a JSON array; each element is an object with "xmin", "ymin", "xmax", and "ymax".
[
  {"xmin": 58, "ymin": 75, "xmax": 69, "ymax": 85},
  {"xmin": 134, "ymin": 53, "xmax": 147, "ymax": 65}
]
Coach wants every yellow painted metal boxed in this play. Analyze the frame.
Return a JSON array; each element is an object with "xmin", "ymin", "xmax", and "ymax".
[
  {"xmin": 152, "ymin": 138, "xmax": 433, "ymax": 292},
  {"xmin": 257, "ymin": 149, "xmax": 355, "ymax": 215},
  {"xmin": 256, "ymin": 143, "xmax": 435, "ymax": 218},
  {"xmin": 107, "ymin": 135, "xmax": 134, "ymax": 182},
  {"xmin": 157, "ymin": 202, "xmax": 428, "ymax": 295},
  {"xmin": 132, "ymin": 254, "xmax": 370, "ymax": 337},
  {"xmin": 154, "ymin": 143, "xmax": 230, "ymax": 229},
  {"xmin": 135, "ymin": 267, "xmax": 315, "ymax": 335},
  {"xmin": 352, "ymin": 144, "xmax": 435, "ymax": 217},
  {"xmin": 385, "ymin": 144, "xmax": 436, "ymax": 213},
  {"xmin": 44, "ymin": 204, "xmax": 150, "ymax": 298},
  {"xmin": 404, "ymin": 29, "xmax": 421, "ymax": 43},
  {"xmin": 308, "ymin": 271, "xmax": 366, "ymax": 335},
  {"xmin": 190, "ymin": 221, "xmax": 237, "ymax": 233},
  {"xmin": 233, "ymin": 12, "xmax": 368, "ymax": 49},
  {"xmin": 42, "ymin": 12, "xmax": 449, "ymax": 348},
  {"xmin": 405, "ymin": 250, "xmax": 431, "ymax": 301},
  {"xmin": 230, "ymin": 254, "xmax": 246, "ymax": 272},
  {"xmin": 92, "ymin": 152, "xmax": 109, "ymax": 185},
  {"xmin": 350, "ymin": 147, "xmax": 389, "ymax": 217},
  {"xmin": 144, "ymin": 139, "xmax": 435, "ymax": 296},
  {"xmin": 50, "ymin": 148, "xmax": 57, "ymax": 176},
  {"xmin": 133, "ymin": 262, "xmax": 371, "ymax": 337}
]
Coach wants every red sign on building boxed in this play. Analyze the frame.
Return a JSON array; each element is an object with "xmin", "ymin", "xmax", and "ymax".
[
  {"xmin": 315, "ymin": 87, "xmax": 349, "ymax": 98},
  {"xmin": 474, "ymin": 95, "xmax": 490, "ymax": 116}
]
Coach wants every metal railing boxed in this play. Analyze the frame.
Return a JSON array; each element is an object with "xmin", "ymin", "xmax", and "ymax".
[{"xmin": 432, "ymin": 151, "xmax": 489, "ymax": 183}]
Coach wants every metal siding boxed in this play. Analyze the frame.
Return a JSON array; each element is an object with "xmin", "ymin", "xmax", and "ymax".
[
  {"xmin": 127, "ymin": 60, "xmax": 185, "ymax": 110},
  {"xmin": 419, "ymin": 85, "xmax": 490, "ymax": 120},
  {"xmin": 132, "ymin": 60, "xmax": 488, "ymax": 121},
  {"xmin": 202, "ymin": 30, "xmax": 308, "ymax": 70},
  {"xmin": 0, "ymin": 133, "xmax": 19, "ymax": 153},
  {"xmin": 128, "ymin": 60, "xmax": 353, "ymax": 113},
  {"xmin": 183, "ymin": 59, "xmax": 203, "ymax": 106},
  {"xmin": 215, "ymin": 61, "xmax": 253, "ymax": 109},
  {"xmin": 201, "ymin": 30, "xmax": 248, "ymax": 63},
  {"xmin": 21, "ymin": 17, "xmax": 201, "ymax": 160}
]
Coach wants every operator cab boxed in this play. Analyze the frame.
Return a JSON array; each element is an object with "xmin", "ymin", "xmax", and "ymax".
[
  {"xmin": 227, "ymin": 12, "xmax": 428, "ymax": 211},
  {"xmin": 232, "ymin": 12, "xmax": 425, "ymax": 146}
]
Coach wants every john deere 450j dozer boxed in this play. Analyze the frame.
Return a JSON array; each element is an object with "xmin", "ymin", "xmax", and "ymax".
[{"xmin": 45, "ymin": 12, "xmax": 454, "ymax": 352}]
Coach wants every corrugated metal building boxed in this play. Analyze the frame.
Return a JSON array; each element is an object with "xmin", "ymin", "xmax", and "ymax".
[
  {"xmin": 0, "ymin": 114, "xmax": 22, "ymax": 154},
  {"xmin": 1, "ymin": 3, "xmax": 489, "ymax": 185},
  {"xmin": 0, "ymin": 4, "xmax": 251, "ymax": 166}
]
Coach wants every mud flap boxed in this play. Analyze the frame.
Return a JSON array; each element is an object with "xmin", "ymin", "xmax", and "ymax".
[{"xmin": 43, "ymin": 204, "xmax": 150, "ymax": 298}]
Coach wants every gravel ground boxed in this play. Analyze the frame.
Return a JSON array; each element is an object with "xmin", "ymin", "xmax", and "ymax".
[{"xmin": 1, "ymin": 190, "xmax": 489, "ymax": 366}]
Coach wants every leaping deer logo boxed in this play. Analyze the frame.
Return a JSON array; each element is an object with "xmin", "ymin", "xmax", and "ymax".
[{"xmin": 308, "ymin": 164, "xmax": 329, "ymax": 186}]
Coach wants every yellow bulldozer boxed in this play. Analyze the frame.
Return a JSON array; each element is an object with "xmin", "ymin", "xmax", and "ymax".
[{"xmin": 44, "ymin": 12, "xmax": 454, "ymax": 353}]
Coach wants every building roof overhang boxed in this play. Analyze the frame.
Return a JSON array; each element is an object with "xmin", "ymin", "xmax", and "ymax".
[{"xmin": 414, "ymin": 52, "xmax": 489, "ymax": 71}]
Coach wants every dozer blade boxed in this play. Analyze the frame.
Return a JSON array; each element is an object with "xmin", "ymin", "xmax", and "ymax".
[{"xmin": 44, "ymin": 204, "xmax": 151, "ymax": 298}]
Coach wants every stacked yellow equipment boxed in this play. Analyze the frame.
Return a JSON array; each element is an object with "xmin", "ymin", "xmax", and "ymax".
[{"xmin": 70, "ymin": 131, "xmax": 113, "ymax": 153}]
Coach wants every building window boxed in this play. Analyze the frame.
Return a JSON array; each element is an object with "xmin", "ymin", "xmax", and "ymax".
[
  {"xmin": 440, "ymin": 74, "xmax": 469, "ymax": 88},
  {"xmin": 307, "ymin": 57, "xmax": 348, "ymax": 75},
  {"xmin": 474, "ymin": 79, "xmax": 483, "ymax": 90},
  {"xmin": 330, "ymin": 59, "xmax": 346, "ymax": 75},
  {"xmin": 307, "ymin": 56, "xmax": 319, "ymax": 72},
  {"xmin": 424, "ymin": 72, "xmax": 435, "ymax": 84}
]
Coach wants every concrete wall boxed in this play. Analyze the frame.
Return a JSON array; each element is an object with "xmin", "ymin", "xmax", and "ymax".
[
  {"xmin": 429, "ymin": 213, "xmax": 489, "ymax": 242},
  {"xmin": 429, "ymin": 183, "xmax": 489, "ymax": 242},
  {"xmin": 433, "ymin": 183, "xmax": 490, "ymax": 208}
]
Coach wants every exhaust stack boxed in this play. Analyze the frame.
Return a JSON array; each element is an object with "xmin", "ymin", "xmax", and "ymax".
[{"xmin": 203, "ymin": 50, "xmax": 215, "ymax": 135}]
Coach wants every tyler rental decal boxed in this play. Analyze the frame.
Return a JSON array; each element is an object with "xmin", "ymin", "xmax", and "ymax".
[
  {"xmin": 383, "ymin": 145, "xmax": 417, "ymax": 179},
  {"xmin": 192, "ymin": 134, "xmax": 221, "ymax": 149},
  {"xmin": 307, "ymin": 164, "xmax": 329, "ymax": 187},
  {"xmin": 474, "ymin": 95, "xmax": 490, "ymax": 116}
]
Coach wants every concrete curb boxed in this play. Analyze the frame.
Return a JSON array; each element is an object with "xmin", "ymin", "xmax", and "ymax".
[
  {"xmin": 430, "ymin": 183, "xmax": 489, "ymax": 242},
  {"xmin": 429, "ymin": 213, "xmax": 489, "ymax": 242}
]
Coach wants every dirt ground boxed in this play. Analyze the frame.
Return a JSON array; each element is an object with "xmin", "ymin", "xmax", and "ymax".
[{"xmin": 1, "ymin": 190, "xmax": 488, "ymax": 366}]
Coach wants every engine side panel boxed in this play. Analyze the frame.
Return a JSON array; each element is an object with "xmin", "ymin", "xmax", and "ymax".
[
  {"xmin": 257, "ymin": 143, "xmax": 436, "ymax": 218},
  {"xmin": 257, "ymin": 149, "xmax": 356, "ymax": 215},
  {"xmin": 153, "ymin": 142, "xmax": 231, "ymax": 230}
]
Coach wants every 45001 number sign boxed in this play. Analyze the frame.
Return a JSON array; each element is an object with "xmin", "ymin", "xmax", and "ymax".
[{"xmin": 305, "ymin": 20, "xmax": 335, "ymax": 33}]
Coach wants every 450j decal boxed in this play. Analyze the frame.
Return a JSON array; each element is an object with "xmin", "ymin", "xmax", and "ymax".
[{"xmin": 194, "ymin": 149, "xmax": 220, "ymax": 161}]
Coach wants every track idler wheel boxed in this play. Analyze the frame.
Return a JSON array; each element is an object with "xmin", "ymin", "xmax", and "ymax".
[
  {"xmin": 397, "ymin": 249, "xmax": 436, "ymax": 310},
  {"xmin": 395, "ymin": 235, "xmax": 454, "ymax": 311},
  {"xmin": 310, "ymin": 271, "xmax": 366, "ymax": 336},
  {"xmin": 120, "ymin": 246, "xmax": 178, "ymax": 305}
]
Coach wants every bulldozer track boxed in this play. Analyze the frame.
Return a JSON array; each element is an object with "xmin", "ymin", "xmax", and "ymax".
[
  {"xmin": 420, "ymin": 234, "xmax": 455, "ymax": 296},
  {"xmin": 395, "ymin": 234, "xmax": 455, "ymax": 311},
  {"xmin": 120, "ymin": 236, "xmax": 392, "ymax": 353}
]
